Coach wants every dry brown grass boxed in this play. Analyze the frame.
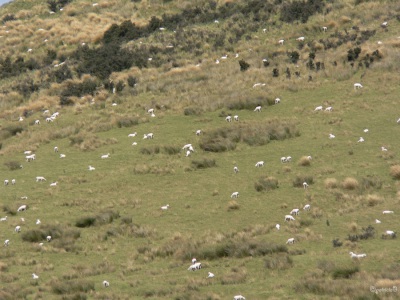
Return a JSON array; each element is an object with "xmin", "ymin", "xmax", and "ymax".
[
  {"xmin": 227, "ymin": 200, "xmax": 240, "ymax": 210},
  {"xmin": 389, "ymin": 165, "xmax": 400, "ymax": 180},
  {"xmin": 298, "ymin": 156, "xmax": 311, "ymax": 166},
  {"xmin": 324, "ymin": 178, "xmax": 338, "ymax": 189},
  {"xmin": 342, "ymin": 177, "xmax": 359, "ymax": 190}
]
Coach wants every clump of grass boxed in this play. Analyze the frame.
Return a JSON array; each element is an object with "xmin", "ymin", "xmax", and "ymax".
[
  {"xmin": 140, "ymin": 146, "xmax": 160, "ymax": 155},
  {"xmin": 390, "ymin": 165, "xmax": 400, "ymax": 179},
  {"xmin": 115, "ymin": 116, "xmax": 139, "ymax": 128},
  {"xmin": 226, "ymin": 97, "xmax": 273, "ymax": 111},
  {"xmin": 191, "ymin": 158, "xmax": 216, "ymax": 169},
  {"xmin": 75, "ymin": 211, "xmax": 119, "ymax": 228},
  {"xmin": 361, "ymin": 176, "xmax": 382, "ymax": 190},
  {"xmin": 184, "ymin": 107, "xmax": 203, "ymax": 116},
  {"xmin": 298, "ymin": 156, "xmax": 311, "ymax": 166},
  {"xmin": 342, "ymin": 177, "xmax": 359, "ymax": 190},
  {"xmin": 227, "ymin": 200, "xmax": 240, "ymax": 210},
  {"xmin": 51, "ymin": 279, "xmax": 95, "ymax": 295},
  {"xmin": 264, "ymin": 254, "xmax": 293, "ymax": 270},
  {"xmin": 331, "ymin": 266, "xmax": 359, "ymax": 279},
  {"xmin": 162, "ymin": 145, "xmax": 181, "ymax": 155},
  {"xmin": 325, "ymin": 178, "xmax": 338, "ymax": 189},
  {"xmin": 254, "ymin": 176, "xmax": 279, "ymax": 191},
  {"xmin": 220, "ymin": 268, "xmax": 247, "ymax": 285},
  {"xmin": 364, "ymin": 194, "xmax": 383, "ymax": 207},
  {"xmin": 293, "ymin": 175, "xmax": 314, "ymax": 187}
]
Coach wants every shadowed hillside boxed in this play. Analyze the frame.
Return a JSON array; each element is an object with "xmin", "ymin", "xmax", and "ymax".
[{"xmin": 0, "ymin": 0, "xmax": 400, "ymax": 299}]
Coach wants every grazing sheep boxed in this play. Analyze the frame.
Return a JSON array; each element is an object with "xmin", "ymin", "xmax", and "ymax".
[
  {"xmin": 88, "ymin": 165, "xmax": 95, "ymax": 171},
  {"xmin": 296, "ymin": 36, "xmax": 305, "ymax": 41},
  {"xmin": 34, "ymin": 119, "xmax": 40, "ymax": 125},
  {"xmin": 322, "ymin": 26, "xmax": 328, "ymax": 32},
  {"xmin": 354, "ymin": 83, "xmax": 363, "ymax": 90},
  {"xmin": 15, "ymin": 226, "xmax": 21, "ymax": 233},
  {"xmin": 128, "ymin": 132, "xmax": 137, "ymax": 137},
  {"xmin": 17, "ymin": 205, "xmax": 27, "ymax": 212},
  {"xmin": 285, "ymin": 215, "xmax": 295, "ymax": 222},
  {"xmin": 50, "ymin": 182, "xmax": 58, "ymax": 187},
  {"xmin": 207, "ymin": 272, "xmax": 215, "ymax": 278},
  {"xmin": 382, "ymin": 230, "xmax": 396, "ymax": 239},
  {"xmin": 255, "ymin": 161, "xmax": 264, "ymax": 167},
  {"xmin": 375, "ymin": 219, "xmax": 381, "ymax": 224},
  {"xmin": 147, "ymin": 108, "xmax": 155, "ymax": 114},
  {"xmin": 303, "ymin": 182, "xmax": 309, "ymax": 189},
  {"xmin": 192, "ymin": 258, "xmax": 197, "ymax": 264},
  {"xmin": 357, "ymin": 137, "xmax": 364, "ymax": 143},
  {"xmin": 196, "ymin": 130, "xmax": 202, "ymax": 136},
  {"xmin": 182, "ymin": 144, "xmax": 192, "ymax": 150},
  {"xmin": 275, "ymin": 98, "xmax": 281, "ymax": 104},
  {"xmin": 233, "ymin": 166, "xmax": 239, "ymax": 174},
  {"xmin": 36, "ymin": 176, "xmax": 46, "ymax": 182},
  {"xmin": 188, "ymin": 262, "xmax": 202, "ymax": 271},
  {"xmin": 11, "ymin": 179, "xmax": 16, "ymax": 185},
  {"xmin": 4, "ymin": 239, "xmax": 9, "ymax": 246},
  {"xmin": 397, "ymin": 118, "xmax": 400, "ymax": 124},
  {"xmin": 46, "ymin": 236, "xmax": 52, "ymax": 242},
  {"xmin": 161, "ymin": 204, "xmax": 170, "ymax": 210},
  {"xmin": 233, "ymin": 295, "xmax": 246, "ymax": 300},
  {"xmin": 54, "ymin": 146, "xmax": 58, "ymax": 153},
  {"xmin": 253, "ymin": 83, "xmax": 266, "ymax": 88},
  {"xmin": 226, "ymin": 116, "xmax": 232, "ymax": 122},
  {"xmin": 349, "ymin": 251, "xmax": 366, "ymax": 259},
  {"xmin": 46, "ymin": 117, "xmax": 53, "ymax": 123},
  {"xmin": 26, "ymin": 154, "xmax": 36, "ymax": 162},
  {"xmin": 278, "ymin": 39, "xmax": 285, "ymax": 45},
  {"xmin": 329, "ymin": 133, "xmax": 335, "ymax": 139},
  {"xmin": 286, "ymin": 238, "xmax": 295, "ymax": 244},
  {"xmin": 290, "ymin": 208, "xmax": 300, "ymax": 216},
  {"xmin": 143, "ymin": 133, "xmax": 154, "ymax": 139},
  {"xmin": 101, "ymin": 153, "xmax": 110, "ymax": 159},
  {"xmin": 382, "ymin": 210, "xmax": 394, "ymax": 214},
  {"xmin": 303, "ymin": 204, "xmax": 311, "ymax": 211},
  {"xmin": 254, "ymin": 105, "xmax": 262, "ymax": 112},
  {"xmin": 325, "ymin": 106, "xmax": 333, "ymax": 112},
  {"xmin": 281, "ymin": 157, "xmax": 288, "ymax": 163},
  {"xmin": 231, "ymin": 192, "xmax": 239, "ymax": 198},
  {"xmin": 234, "ymin": 115, "xmax": 239, "ymax": 121},
  {"xmin": 185, "ymin": 150, "xmax": 191, "ymax": 157},
  {"xmin": 36, "ymin": 219, "xmax": 41, "ymax": 225},
  {"xmin": 314, "ymin": 106, "xmax": 323, "ymax": 111},
  {"xmin": 381, "ymin": 21, "xmax": 388, "ymax": 28},
  {"xmin": 132, "ymin": 142, "xmax": 137, "ymax": 146},
  {"xmin": 381, "ymin": 146, "xmax": 388, "ymax": 152},
  {"xmin": 0, "ymin": 216, "xmax": 7, "ymax": 221},
  {"xmin": 4, "ymin": 179, "xmax": 9, "ymax": 186},
  {"xmin": 59, "ymin": 154, "xmax": 66, "ymax": 158},
  {"xmin": 276, "ymin": 224, "xmax": 280, "ymax": 230},
  {"xmin": 32, "ymin": 273, "xmax": 39, "ymax": 279},
  {"xmin": 103, "ymin": 280, "xmax": 110, "ymax": 287}
]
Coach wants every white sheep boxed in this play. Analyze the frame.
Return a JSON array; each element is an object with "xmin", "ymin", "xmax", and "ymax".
[
  {"xmin": 303, "ymin": 204, "xmax": 311, "ymax": 211},
  {"xmin": 276, "ymin": 224, "xmax": 280, "ymax": 230},
  {"xmin": 4, "ymin": 179, "xmax": 9, "ymax": 186},
  {"xmin": 103, "ymin": 280, "xmax": 110, "ymax": 287},
  {"xmin": 59, "ymin": 154, "xmax": 66, "ymax": 158},
  {"xmin": 252, "ymin": 83, "xmax": 266, "ymax": 88},
  {"xmin": 275, "ymin": 98, "xmax": 281, "ymax": 104},
  {"xmin": 143, "ymin": 133, "xmax": 154, "ymax": 139},
  {"xmin": 314, "ymin": 106, "xmax": 323, "ymax": 111},
  {"xmin": 322, "ymin": 26, "xmax": 328, "ymax": 32},
  {"xmin": 26, "ymin": 154, "xmax": 36, "ymax": 162},
  {"xmin": 207, "ymin": 272, "xmax": 215, "ymax": 278},
  {"xmin": 34, "ymin": 119, "xmax": 40, "ymax": 125},
  {"xmin": 17, "ymin": 205, "xmax": 27, "ymax": 212},
  {"xmin": 397, "ymin": 118, "xmax": 400, "ymax": 124},
  {"xmin": 50, "ymin": 182, "xmax": 58, "ymax": 187},
  {"xmin": 161, "ymin": 204, "xmax": 170, "ymax": 210},
  {"xmin": 36, "ymin": 219, "xmax": 41, "ymax": 225},
  {"xmin": 233, "ymin": 295, "xmax": 246, "ymax": 300},
  {"xmin": 226, "ymin": 116, "xmax": 232, "ymax": 122},
  {"xmin": 354, "ymin": 83, "xmax": 363, "ymax": 90},
  {"xmin": 233, "ymin": 166, "xmax": 239, "ymax": 174},
  {"xmin": 54, "ymin": 146, "xmax": 58, "ymax": 153},
  {"xmin": 188, "ymin": 262, "xmax": 202, "ymax": 271},
  {"xmin": 21, "ymin": 196, "xmax": 28, "ymax": 200},
  {"xmin": 285, "ymin": 215, "xmax": 295, "ymax": 222},
  {"xmin": 278, "ymin": 39, "xmax": 284, "ymax": 45},
  {"xmin": 101, "ymin": 153, "xmax": 110, "ymax": 159},
  {"xmin": 381, "ymin": 146, "xmax": 388, "ymax": 152},
  {"xmin": 329, "ymin": 133, "xmax": 335, "ymax": 139},
  {"xmin": 46, "ymin": 235, "xmax": 52, "ymax": 242},
  {"xmin": 349, "ymin": 251, "xmax": 366, "ymax": 259},
  {"xmin": 357, "ymin": 137, "xmax": 364, "ymax": 143},
  {"xmin": 383, "ymin": 230, "xmax": 396, "ymax": 238},
  {"xmin": 36, "ymin": 176, "xmax": 46, "ymax": 182},
  {"xmin": 46, "ymin": 117, "xmax": 53, "ymax": 123},
  {"xmin": 0, "ymin": 216, "xmax": 7, "ymax": 221},
  {"xmin": 182, "ymin": 144, "xmax": 192, "ymax": 150},
  {"xmin": 4, "ymin": 239, "xmax": 9, "ymax": 246},
  {"xmin": 234, "ymin": 115, "xmax": 239, "ymax": 121},
  {"xmin": 128, "ymin": 132, "xmax": 137, "ymax": 137},
  {"xmin": 192, "ymin": 258, "xmax": 197, "ymax": 264},
  {"xmin": 231, "ymin": 192, "xmax": 239, "ymax": 198},
  {"xmin": 254, "ymin": 105, "xmax": 262, "ymax": 112},
  {"xmin": 281, "ymin": 157, "xmax": 287, "ymax": 163},
  {"xmin": 325, "ymin": 106, "xmax": 333, "ymax": 112},
  {"xmin": 255, "ymin": 161, "xmax": 264, "ymax": 167},
  {"xmin": 32, "ymin": 273, "xmax": 39, "ymax": 279},
  {"xmin": 88, "ymin": 165, "xmax": 95, "ymax": 171},
  {"xmin": 286, "ymin": 238, "xmax": 295, "ymax": 244},
  {"xmin": 303, "ymin": 182, "xmax": 309, "ymax": 189},
  {"xmin": 15, "ymin": 226, "xmax": 21, "ymax": 233},
  {"xmin": 185, "ymin": 150, "xmax": 191, "ymax": 157},
  {"xmin": 11, "ymin": 179, "xmax": 16, "ymax": 185},
  {"xmin": 147, "ymin": 108, "xmax": 155, "ymax": 114},
  {"xmin": 382, "ymin": 210, "xmax": 394, "ymax": 214},
  {"xmin": 375, "ymin": 219, "xmax": 381, "ymax": 224},
  {"xmin": 290, "ymin": 208, "xmax": 300, "ymax": 216},
  {"xmin": 296, "ymin": 36, "xmax": 305, "ymax": 42},
  {"xmin": 381, "ymin": 21, "xmax": 388, "ymax": 28},
  {"xmin": 24, "ymin": 150, "xmax": 32, "ymax": 155},
  {"xmin": 196, "ymin": 130, "xmax": 202, "ymax": 136}
]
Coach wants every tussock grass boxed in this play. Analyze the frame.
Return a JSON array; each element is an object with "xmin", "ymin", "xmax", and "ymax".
[
  {"xmin": 342, "ymin": 177, "xmax": 359, "ymax": 190},
  {"xmin": 75, "ymin": 210, "xmax": 119, "ymax": 228},
  {"xmin": 325, "ymin": 178, "xmax": 338, "ymax": 189},
  {"xmin": 254, "ymin": 176, "xmax": 279, "ymax": 192},
  {"xmin": 389, "ymin": 165, "xmax": 400, "ymax": 180}
]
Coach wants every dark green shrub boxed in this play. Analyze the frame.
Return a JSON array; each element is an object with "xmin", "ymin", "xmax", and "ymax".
[
  {"xmin": 191, "ymin": 158, "xmax": 217, "ymax": 169},
  {"xmin": 332, "ymin": 266, "xmax": 359, "ymax": 279},
  {"xmin": 288, "ymin": 51, "xmax": 300, "ymax": 64},
  {"xmin": 239, "ymin": 59, "xmax": 250, "ymax": 71},
  {"xmin": 127, "ymin": 75, "xmax": 137, "ymax": 87},
  {"xmin": 162, "ymin": 146, "xmax": 181, "ymax": 155},
  {"xmin": 75, "ymin": 217, "xmax": 96, "ymax": 228},
  {"xmin": 4, "ymin": 161, "xmax": 22, "ymax": 171},
  {"xmin": 21, "ymin": 230, "xmax": 46, "ymax": 242},
  {"xmin": 116, "ymin": 116, "xmax": 139, "ymax": 128},
  {"xmin": 52, "ymin": 65, "xmax": 73, "ymax": 83},
  {"xmin": 2, "ymin": 14, "xmax": 16, "ymax": 24}
]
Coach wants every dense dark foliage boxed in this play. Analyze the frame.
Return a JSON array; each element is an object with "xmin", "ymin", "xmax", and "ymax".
[{"xmin": 280, "ymin": 0, "xmax": 324, "ymax": 23}]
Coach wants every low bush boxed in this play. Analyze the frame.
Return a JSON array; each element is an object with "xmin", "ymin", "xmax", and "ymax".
[
  {"xmin": 331, "ymin": 266, "xmax": 359, "ymax": 279},
  {"xmin": 255, "ymin": 176, "xmax": 279, "ymax": 191},
  {"xmin": 390, "ymin": 165, "xmax": 400, "ymax": 179},
  {"xmin": 342, "ymin": 177, "xmax": 359, "ymax": 190},
  {"xmin": 4, "ymin": 161, "xmax": 21, "ymax": 171},
  {"xmin": 293, "ymin": 175, "xmax": 313, "ymax": 188},
  {"xmin": 75, "ymin": 211, "xmax": 119, "ymax": 228},
  {"xmin": 264, "ymin": 254, "xmax": 293, "ymax": 270},
  {"xmin": 191, "ymin": 158, "xmax": 216, "ymax": 169}
]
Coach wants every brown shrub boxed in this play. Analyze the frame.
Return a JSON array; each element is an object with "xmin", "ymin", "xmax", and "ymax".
[
  {"xmin": 298, "ymin": 156, "xmax": 311, "ymax": 166},
  {"xmin": 325, "ymin": 178, "xmax": 338, "ymax": 189},
  {"xmin": 390, "ymin": 165, "xmax": 400, "ymax": 179},
  {"xmin": 342, "ymin": 177, "xmax": 359, "ymax": 190}
]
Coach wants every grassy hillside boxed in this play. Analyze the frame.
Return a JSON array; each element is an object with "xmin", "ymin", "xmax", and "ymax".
[{"xmin": 1, "ymin": 0, "xmax": 400, "ymax": 299}]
